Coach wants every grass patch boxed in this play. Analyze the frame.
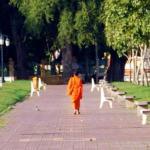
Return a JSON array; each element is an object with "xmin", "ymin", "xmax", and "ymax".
[
  {"xmin": 0, "ymin": 80, "xmax": 30, "ymax": 116},
  {"xmin": 112, "ymin": 82, "xmax": 150, "ymax": 101}
]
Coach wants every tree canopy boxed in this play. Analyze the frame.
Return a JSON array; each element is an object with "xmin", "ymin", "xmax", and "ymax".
[
  {"xmin": 10, "ymin": 0, "xmax": 102, "ymax": 48},
  {"xmin": 101, "ymin": 0, "xmax": 150, "ymax": 56},
  {"xmin": 74, "ymin": 1, "xmax": 101, "ymax": 47},
  {"xmin": 9, "ymin": 0, "xmax": 150, "ymax": 82},
  {"xmin": 10, "ymin": 0, "xmax": 59, "ymax": 34},
  {"xmin": 10, "ymin": 0, "xmax": 149, "ymax": 54}
]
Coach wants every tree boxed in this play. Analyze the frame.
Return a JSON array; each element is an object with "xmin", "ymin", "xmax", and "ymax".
[
  {"xmin": 10, "ymin": 0, "xmax": 76, "ymax": 82},
  {"xmin": 10, "ymin": 0, "xmax": 59, "ymax": 34},
  {"xmin": 0, "ymin": 0, "xmax": 26, "ymax": 78},
  {"xmin": 10, "ymin": 8, "xmax": 26, "ymax": 78},
  {"xmin": 10, "ymin": 0, "xmax": 105, "ymax": 82},
  {"xmin": 11, "ymin": 0, "xmax": 145, "ymax": 83},
  {"xmin": 10, "ymin": 0, "xmax": 60, "ymax": 77},
  {"xmin": 100, "ymin": 0, "xmax": 150, "ymax": 83},
  {"xmin": 74, "ymin": 1, "xmax": 102, "ymax": 83},
  {"xmin": 57, "ymin": 9, "xmax": 75, "ymax": 81}
]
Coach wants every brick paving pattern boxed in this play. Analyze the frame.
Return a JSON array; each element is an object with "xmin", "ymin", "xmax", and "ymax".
[{"xmin": 0, "ymin": 84, "xmax": 150, "ymax": 150}]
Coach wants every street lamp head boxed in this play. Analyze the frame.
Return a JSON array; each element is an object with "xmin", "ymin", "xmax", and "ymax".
[
  {"xmin": 0, "ymin": 35, "xmax": 4, "ymax": 46},
  {"xmin": 5, "ymin": 38, "xmax": 10, "ymax": 47}
]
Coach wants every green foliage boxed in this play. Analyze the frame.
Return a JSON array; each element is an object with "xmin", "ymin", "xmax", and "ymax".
[
  {"xmin": 57, "ymin": 1, "xmax": 101, "ymax": 47},
  {"xmin": 74, "ymin": 1, "xmax": 100, "ymax": 47},
  {"xmin": 57, "ymin": 9, "xmax": 75, "ymax": 46},
  {"xmin": 10, "ymin": 0, "xmax": 150, "ymax": 56},
  {"xmin": 0, "ymin": 80, "xmax": 30, "ymax": 115},
  {"xmin": 10, "ymin": 0, "xmax": 59, "ymax": 34},
  {"xmin": 112, "ymin": 82, "xmax": 150, "ymax": 101},
  {"xmin": 101, "ymin": 0, "xmax": 150, "ymax": 55},
  {"xmin": 74, "ymin": 2, "xmax": 92, "ymax": 46},
  {"xmin": 10, "ymin": 0, "xmax": 102, "ymax": 48}
]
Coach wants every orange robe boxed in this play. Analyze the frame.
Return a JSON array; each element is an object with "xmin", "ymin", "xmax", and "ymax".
[{"xmin": 67, "ymin": 75, "xmax": 83, "ymax": 110}]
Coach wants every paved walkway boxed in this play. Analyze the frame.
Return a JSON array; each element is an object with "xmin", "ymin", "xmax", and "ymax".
[{"xmin": 0, "ymin": 84, "xmax": 150, "ymax": 150}]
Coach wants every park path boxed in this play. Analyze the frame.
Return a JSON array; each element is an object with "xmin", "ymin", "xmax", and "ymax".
[{"xmin": 0, "ymin": 84, "xmax": 150, "ymax": 150}]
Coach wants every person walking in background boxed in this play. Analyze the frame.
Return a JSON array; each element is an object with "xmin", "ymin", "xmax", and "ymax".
[{"xmin": 67, "ymin": 71, "xmax": 83, "ymax": 115}]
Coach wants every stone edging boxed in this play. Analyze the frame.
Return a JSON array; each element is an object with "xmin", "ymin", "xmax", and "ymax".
[{"xmin": 103, "ymin": 82, "xmax": 150, "ymax": 125}]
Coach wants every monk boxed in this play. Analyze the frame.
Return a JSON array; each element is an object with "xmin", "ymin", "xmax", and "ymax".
[{"xmin": 67, "ymin": 71, "xmax": 83, "ymax": 115}]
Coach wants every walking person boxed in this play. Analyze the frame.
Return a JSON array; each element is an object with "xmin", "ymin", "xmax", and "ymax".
[{"xmin": 67, "ymin": 71, "xmax": 83, "ymax": 115}]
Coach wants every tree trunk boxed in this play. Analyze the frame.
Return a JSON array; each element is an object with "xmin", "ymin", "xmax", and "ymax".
[
  {"xmin": 132, "ymin": 49, "xmax": 136, "ymax": 83},
  {"xmin": 139, "ymin": 44, "xmax": 149, "ymax": 86},
  {"xmin": 106, "ymin": 50, "xmax": 127, "ymax": 82},
  {"xmin": 10, "ymin": 10, "xmax": 26, "ymax": 79},
  {"xmin": 62, "ymin": 44, "xmax": 73, "ymax": 83}
]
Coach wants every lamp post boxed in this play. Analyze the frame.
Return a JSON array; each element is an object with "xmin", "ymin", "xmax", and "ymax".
[{"xmin": 0, "ymin": 34, "xmax": 10, "ymax": 86}]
